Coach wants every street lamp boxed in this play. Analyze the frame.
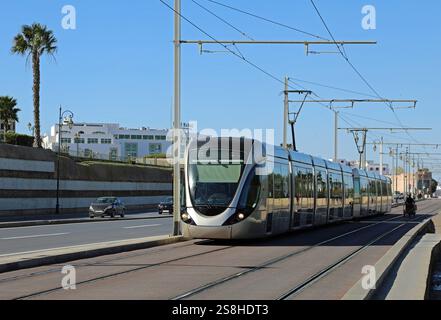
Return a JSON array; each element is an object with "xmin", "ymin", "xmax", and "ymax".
[
  {"xmin": 27, "ymin": 122, "xmax": 35, "ymax": 136},
  {"xmin": 56, "ymin": 106, "xmax": 74, "ymax": 214}
]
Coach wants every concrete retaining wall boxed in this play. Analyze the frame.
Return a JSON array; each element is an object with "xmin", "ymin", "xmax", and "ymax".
[{"xmin": 0, "ymin": 144, "xmax": 172, "ymax": 216}]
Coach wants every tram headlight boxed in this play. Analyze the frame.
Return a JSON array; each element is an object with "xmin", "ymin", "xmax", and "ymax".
[
  {"xmin": 181, "ymin": 213, "xmax": 190, "ymax": 222},
  {"xmin": 237, "ymin": 213, "xmax": 245, "ymax": 220}
]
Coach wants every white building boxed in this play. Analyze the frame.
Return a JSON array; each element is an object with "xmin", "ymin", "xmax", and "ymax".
[
  {"xmin": 0, "ymin": 120, "xmax": 16, "ymax": 133},
  {"xmin": 336, "ymin": 159, "xmax": 390, "ymax": 175},
  {"xmin": 43, "ymin": 122, "xmax": 171, "ymax": 161}
]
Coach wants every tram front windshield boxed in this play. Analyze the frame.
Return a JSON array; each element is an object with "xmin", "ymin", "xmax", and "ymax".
[{"xmin": 188, "ymin": 149, "xmax": 244, "ymax": 215}]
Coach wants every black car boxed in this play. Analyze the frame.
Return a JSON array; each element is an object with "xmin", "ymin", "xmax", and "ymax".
[
  {"xmin": 158, "ymin": 196, "xmax": 174, "ymax": 215},
  {"xmin": 89, "ymin": 197, "xmax": 126, "ymax": 218}
]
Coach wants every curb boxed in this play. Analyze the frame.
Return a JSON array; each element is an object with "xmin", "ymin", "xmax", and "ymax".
[
  {"xmin": 0, "ymin": 235, "xmax": 186, "ymax": 274},
  {"xmin": 342, "ymin": 217, "xmax": 435, "ymax": 300},
  {"xmin": 385, "ymin": 233, "xmax": 441, "ymax": 300},
  {"xmin": 0, "ymin": 214, "xmax": 172, "ymax": 229}
]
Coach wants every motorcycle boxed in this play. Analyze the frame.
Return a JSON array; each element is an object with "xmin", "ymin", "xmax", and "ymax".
[{"xmin": 403, "ymin": 201, "xmax": 417, "ymax": 217}]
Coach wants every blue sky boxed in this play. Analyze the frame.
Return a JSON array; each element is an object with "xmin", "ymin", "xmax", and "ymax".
[{"xmin": 1, "ymin": 0, "xmax": 440, "ymax": 177}]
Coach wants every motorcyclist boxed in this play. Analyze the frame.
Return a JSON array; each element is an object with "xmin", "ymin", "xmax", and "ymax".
[
  {"xmin": 405, "ymin": 193, "xmax": 415, "ymax": 206},
  {"xmin": 405, "ymin": 193, "xmax": 416, "ymax": 216}
]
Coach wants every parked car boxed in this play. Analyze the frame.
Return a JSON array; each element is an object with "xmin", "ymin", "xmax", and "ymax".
[
  {"xmin": 158, "ymin": 196, "xmax": 174, "ymax": 215},
  {"xmin": 394, "ymin": 192, "xmax": 404, "ymax": 202},
  {"xmin": 89, "ymin": 197, "xmax": 126, "ymax": 218}
]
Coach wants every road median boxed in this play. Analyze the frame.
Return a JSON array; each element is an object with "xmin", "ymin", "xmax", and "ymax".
[{"xmin": 0, "ymin": 235, "xmax": 185, "ymax": 274}]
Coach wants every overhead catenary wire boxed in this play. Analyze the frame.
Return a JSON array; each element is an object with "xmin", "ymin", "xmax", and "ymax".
[
  {"xmin": 309, "ymin": 0, "xmax": 424, "ymax": 147},
  {"xmin": 190, "ymin": 0, "xmax": 254, "ymax": 40},
  {"xmin": 201, "ymin": 0, "xmax": 330, "ymax": 41},
  {"xmin": 159, "ymin": 0, "xmax": 305, "ymax": 90},
  {"xmin": 161, "ymin": 0, "xmax": 430, "ymax": 165}
]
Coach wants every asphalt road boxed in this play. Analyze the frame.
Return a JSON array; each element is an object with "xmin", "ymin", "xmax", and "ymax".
[
  {"xmin": 0, "ymin": 216, "xmax": 173, "ymax": 257},
  {"xmin": 1, "ymin": 199, "xmax": 440, "ymax": 300}
]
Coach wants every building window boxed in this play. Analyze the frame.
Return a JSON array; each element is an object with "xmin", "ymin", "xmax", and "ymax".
[
  {"xmin": 143, "ymin": 135, "xmax": 154, "ymax": 140},
  {"xmin": 84, "ymin": 149, "xmax": 93, "ymax": 158},
  {"xmin": 130, "ymin": 135, "xmax": 142, "ymax": 140},
  {"xmin": 125, "ymin": 143, "xmax": 138, "ymax": 158},
  {"xmin": 101, "ymin": 138, "xmax": 112, "ymax": 144},
  {"xmin": 87, "ymin": 138, "xmax": 98, "ymax": 144},
  {"xmin": 149, "ymin": 143, "xmax": 162, "ymax": 154},
  {"xmin": 109, "ymin": 148, "xmax": 118, "ymax": 161},
  {"xmin": 61, "ymin": 138, "xmax": 71, "ymax": 144},
  {"xmin": 74, "ymin": 138, "xmax": 85, "ymax": 144},
  {"xmin": 155, "ymin": 135, "xmax": 166, "ymax": 140},
  {"xmin": 118, "ymin": 134, "xmax": 130, "ymax": 139}
]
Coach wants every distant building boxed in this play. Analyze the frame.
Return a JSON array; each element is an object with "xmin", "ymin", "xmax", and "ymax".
[
  {"xmin": 43, "ymin": 122, "xmax": 171, "ymax": 161},
  {"xmin": 336, "ymin": 159, "xmax": 390, "ymax": 175},
  {"xmin": 389, "ymin": 169, "xmax": 433, "ymax": 195}
]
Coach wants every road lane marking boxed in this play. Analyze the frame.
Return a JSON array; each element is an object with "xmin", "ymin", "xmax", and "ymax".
[
  {"xmin": 0, "ymin": 235, "xmax": 173, "ymax": 258},
  {"xmin": 123, "ymin": 224, "xmax": 162, "ymax": 229},
  {"xmin": 0, "ymin": 215, "xmax": 168, "ymax": 231},
  {"xmin": 0, "ymin": 232, "xmax": 70, "ymax": 240}
]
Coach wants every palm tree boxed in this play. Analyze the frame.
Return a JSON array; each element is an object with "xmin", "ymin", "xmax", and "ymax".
[
  {"xmin": 12, "ymin": 23, "xmax": 57, "ymax": 148},
  {"xmin": 0, "ymin": 96, "xmax": 20, "ymax": 143}
]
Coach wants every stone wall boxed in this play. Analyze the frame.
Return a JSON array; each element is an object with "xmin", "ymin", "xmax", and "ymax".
[{"xmin": 0, "ymin": 144, "xmax": 172, "ymax": 216}]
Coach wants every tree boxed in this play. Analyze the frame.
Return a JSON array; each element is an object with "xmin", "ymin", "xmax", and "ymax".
[
  {"xmin": 0, "ymin": 96, "xmax": 20, "ymax": 142},
  {"xmin": 431, "ymin": 179, "xmax": 438, "ymax": 194},
  {"xmin": 12, "ymin": 23, "xmax": 57, "ymax": 148}
]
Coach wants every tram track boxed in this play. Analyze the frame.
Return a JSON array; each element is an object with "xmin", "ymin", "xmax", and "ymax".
[
  {"xmin": 274, "ymin": 203, "xmax": 441, "ymax": 300},
  {"xmin": 172, "ymin": 201, "xmax": 440, "ymax": 300},
  {"xmin": 171, "ymin": 213, "xmax": 413, "ymax": 300},
  {"xmin": 6, "ymin": 201, "xmax": 438, "ymax": 300}
]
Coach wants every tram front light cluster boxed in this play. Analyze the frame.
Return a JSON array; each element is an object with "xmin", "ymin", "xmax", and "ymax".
[
  {"xmin": 181, "ymin": 213, "xmax": 191, "ymax": 222},
  {"xmin": 237, "ymin": 213, "xmax": 245, "ymax": 220}
]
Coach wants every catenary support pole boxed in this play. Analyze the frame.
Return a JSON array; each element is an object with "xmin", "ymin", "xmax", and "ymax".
[{"xmin": 173, "ymin": 0, "xmax": 181, "ymax": 236}]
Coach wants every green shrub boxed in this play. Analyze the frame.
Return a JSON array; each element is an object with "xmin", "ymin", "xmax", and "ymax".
[
  {"xmin": 145, "ymin": 153, "xmax": 167, "ymax": 159},
  {"xmin": 0, "ymin": 132, "xmax": 34, "ymax": 147}
]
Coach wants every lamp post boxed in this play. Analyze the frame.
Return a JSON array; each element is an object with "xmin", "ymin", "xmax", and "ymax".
[{"xmin": 56, "ymin": 106, "xmax": 74, "ymax": 214}]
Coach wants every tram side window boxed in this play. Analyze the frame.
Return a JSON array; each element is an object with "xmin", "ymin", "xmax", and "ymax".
[
  {"xmin": 382, "ymin": 182, "xmax": 388, "ymax": 196},
  {"xmin": 280, "ymin": 164, "xmax": 289, "ymax": 199},
  {"xmin": 376, "ymin": 180, "xmax": 382, "ymax": 198},
  {"xmin": 316, "ymin": 170, "xmax": 328, "ymax": 208},
  {"xmin": 360, "ymin": 178, "xmax": 367, "ymax": 196},
  {"xmin": 274, "ymin": 164, "xmax": 283, "ymax": 199},
  {"xmin": 268, "ymin": 170, "xmax": 274, "ymax": 199},
  {"xmin": 329, "ymin": 172, "xmax": 343, "ymax": 218},
  {"xmin": 274, "ymin": 163, "xmax": 290, "ymax": 213},
  {"xmin": 237, "ymin": 167, "xmax": 262, "ymax": 213},
  {"xmin": 344, "ymin": 175, "xmax": 354, "ymax": 200},
  {"xmin": 294, "ymin": 166, "xmax": 314, "ymax": 217}
]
